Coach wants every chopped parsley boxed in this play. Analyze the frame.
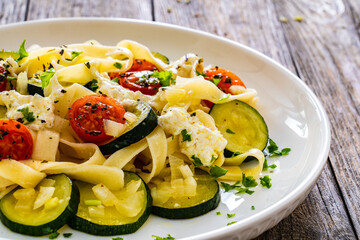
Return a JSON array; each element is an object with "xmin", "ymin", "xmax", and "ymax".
[
  {"xmin": 242, "ymin": 174, "xmax": 258, "ymax": 188},
  {"xmin": 16, "ymin": 40, "xmax": 28, "ymax": 62},
  {"xmin": 260, "ymin": 175, "xmax": 272, "ymax": 188},
  {"xmin": 220, "ymin": 179, "xmax": 255, "ymax": 195},
  {"xmin": 216, "ymin": 211, "xmax": 221, "ymax": 215},
  {"xmin": 152, "ymin": 234, "xmax": 175, "ymax": 240},
  {"xmin": 180, "ymin": 129, "xmax": 192, "ymax": 142},
  {"xmin": 40, "ymin": 68, "xmax": 55, "ymax": 88},
  {"xmin": 17, "ymin": 106, "xmax": 35, "ymax": 124},
  {"xmin": 85, "ymin": 79, "xmax": 99, "ymax": 91},
  {"xmin": 152, "ymin": 70, "xmax": 175, "ymax": 87},
  {"xmin": 267, "ymin": 138, "xmax": 291, "ymax": 157},
  {"xmin": 212, "ymin": 75, "xmax": 222, "ymax": 85},
  {"xmin": 209, "ymin": 165, "xmax": 227, "ymax": 179},
  {"xmin": 112, "ymin": 77, "xmax": 119, "ymax": 83},
  {"xmin": 262, "ymin": 158, "xmax": 277, "ymax": 171},
  {"xmin": 196, "ymin": 70, "xmax": 208, "ymax": 78},
  {"xmin": 113, "ymin": 62, "xmax": 123, "ymax": 69},
  {"xmin": 251, "ymin": 205, "xmax": 255, "ymax": 210},
  {"xmin": 48, "ymin": 231, "xmax": 60, "ymax": 239},
  {"xmin": 112, "ymin": 237, "xmax": 123, "ymax": 240},
  {"xmin": 227, "ymin": 213, "xmax": 235, "ymax": 218},
  {"xmin": 227, "ymin": 221, "xmax": 237, "ymax": 226},
  {"xmin": 191, "ymin": 155, "xmax": 203, "ymax": 167},
  {"xmin": 66, "ymin": 51, "xmax": 82, "ymax": 61},
  {"xmin": 63, "ymin": 233, "xmax": 73, "ymax": 238},
  {"xmin": 226, "ymin": 128, "xmax": 235, "ymax": 134}
]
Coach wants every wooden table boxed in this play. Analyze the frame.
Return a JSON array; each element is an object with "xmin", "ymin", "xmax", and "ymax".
[{"xmin": 1, "ymin": 0, "xmax": 359, "ymax": 239}]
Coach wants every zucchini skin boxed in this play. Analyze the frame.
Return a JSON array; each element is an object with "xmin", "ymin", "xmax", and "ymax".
[
  {"xmin": 152, "ymin": 184, "xmax": 220, "ymax": 219},
  {"xmin": 68, "ymin": 173, "xmax": 152, "ymax": 236},
  {"xmin": 0, "ymin": 175, "xmax": 79, "ymax": 236},
  {"xmin": 99, "ymin": 103, "xmax": 158, "ymax": 155},
  {"xmin": 209, "ymin": 100, "xmax": 269, "ymax": 153},
  {"xmin": 27, "ymin": 83, "xmax": 44, "ymax": 96}
]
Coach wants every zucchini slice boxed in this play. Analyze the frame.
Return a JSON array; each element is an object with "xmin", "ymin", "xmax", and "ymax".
[
  {"xmin": 152, "ymin": 52, "xmax": 169, "ymax": 64},
  {"xmin": 68, "ymin": 171, "xmax": 152, "ymax": 236},
  {"xmin": 99, "ymin": 102, "xmax": 158, "ymax": 155},
  {"xmin": 0, "ymin": 51, "xmax": 19, "ymax": 61},
  {"xmin": 0, "ymin": 174, "xmax": 79, "ymax": 236},
  {"xmin": 28, "ymin": 82, "xmax": 44, "ymax": 96},
  {"xmin": 151, "ymin": 169, "xmax": 220, "ymax": 219},
  {"xmin": 209, "ymin": 100, "xmax": 268, "ymax": 154}
]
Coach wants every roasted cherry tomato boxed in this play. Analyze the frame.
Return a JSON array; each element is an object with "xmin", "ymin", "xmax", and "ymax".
[
  {"xmin": 68, "ymin": 95, "xmax": 126, "ymax": 144},
  {"xmin": 204, "ymin": 67, "xmax": 246, "ymax": 94},
  {"xmin": 110, "ymin": 59, "xmax": 160, "ymax": 96},
  {"xmin": 0, "ymin": 66, "xmax": 7, "ymax": 92},
  {"xmin": 128, "ymin": 59, "xmax": 158, "ymax": 72},
  {"xmin": 0, "ymin": 119, "xmax": 34, "ymax": 160},
  {"xmin": 202, "ymin": 67, "xmax": 246, "ymax": 108}
]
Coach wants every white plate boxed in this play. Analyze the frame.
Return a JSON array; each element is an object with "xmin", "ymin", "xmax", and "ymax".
[{"xmin": 0, "ymin": 18, "xmax": 330, "ymax": 240}]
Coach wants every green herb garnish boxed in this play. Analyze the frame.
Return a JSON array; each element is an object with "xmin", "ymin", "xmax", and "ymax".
[
  {"xmin": 251, "ymin": 205, "xmax": 255, "ymax": 210},
  {"xmin": 16, "ymin": 40, "xmax": 28, "ymax": 62},
  {"xmin": 112, "ymin": 237, "xmax": 123, "ymax": 240},
  {"xmin": 181, "ymin": 129, "xmax": 192, "ymax": 142},
  {"xmin": 227, "ymin": 221, "xmax": 237, "ymax": 226},
  {"xmin": 226, "ymin": 128, "xmax": 235, "ymax": 134},
  {"xmin": 260, "ymin": 175, "xmax": 272, "ymax": 188},
  {"xmin": 209, "ymin": 165, "xmax": 228, "ymax": 179},
  {"xmin": 113, "ymin": 62, "xmax": 123, "ymax": 69},
  {"xmin": 66, "ymin": 51, "xmax": 82, "ymax": 61},
  {"xmin": 220, "ymin": 181, "xmax": 255, "ymax": 195},
  {"xmin": 152, "ymin": 234, "xmax": 175, "ymax": 240},
  {"xmin": 40, "ymin": 68, "xmax": 55, "ymax": 88},
  {"xmin": 216, "ymin": 211, "xmax": 221, "ymax": 215},
  {"xmin": 152, "ymin": 70, "xmax": 175, "ymax": 87},
  {"xmin": 85, "ymin": 79, "xmax": 99, "ymax": 91},
  {"xmin": 267, "ymin": 138, "xmax": 291, "ymax": 156},
  {"xmin": 17, "ymin": 106, "xmax": 35, "ymax": 124},
  {"xmin": 242, "ymin": 173, "xmax": 258, "ymax": 188},
  {"xmin": 112, "ymin": 77, "xmax": 119, "ymax": 83},
  {"xmin": 196, "ymin": 70, "xmax": 208, "ymax": 78},
  {"xmin": 191, "ymin": 155, "xmax": 203, "ymax": 167},
  {"xmin": 212, "ymin": 75, "xmax": 222, "ymax": 85},
  {"xmin": 227, "ymin": 213, "xmax": 235, "ymax": 218},
  {"xmin": 262, "ymin": 158, "xmax": 277, "ymax": 171}
]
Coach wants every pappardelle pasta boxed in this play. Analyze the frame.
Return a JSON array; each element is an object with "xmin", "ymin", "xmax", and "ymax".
[{"xmin": 0, "ymin": 39, "xmax": 271, "ymax": 237}]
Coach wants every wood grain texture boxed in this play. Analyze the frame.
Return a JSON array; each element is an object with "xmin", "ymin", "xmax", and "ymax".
[
  {"xmin": 0, "ymin": 0, "xmax": 359, "ymax": 239},
  {"xmin": 0, "ymin": 0, "xmax": 27, "ymax": 25},
  {"xmin": 26, "ymin": 0, "xmax": 153, "ymax": 20},
  {"xmin": 154, "ymin": 0, "xmax": 358, "ymax": 239},
  {"xmin": 274, "ymin": 0, "xmax": 360, "ymax": 238}
]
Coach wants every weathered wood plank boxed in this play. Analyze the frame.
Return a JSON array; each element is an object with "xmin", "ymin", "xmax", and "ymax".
[
  {"xmin": 154, "ymin": 0, "xmax": 357, "ymax": 239},
  {"xmin": 0, "ymin": 0, "xmax": 27, "ymax": 25},
  {"xmin": 274, "ymin": 0, "xmax": 360, "ymax": 238},
  {"xmin": 26, "ymin": 0, "xmax": 153, "ymax": 20}
]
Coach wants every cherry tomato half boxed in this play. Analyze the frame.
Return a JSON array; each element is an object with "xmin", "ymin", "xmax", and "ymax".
[
  {"xmin": 0, "ymin": 119, "xmax": 34, "ymax": 160},
  {"xmin": 0, "ymin": 66, "xmax": 7, "ymax": 92},
  {"xmin": 110, "ymin": 59, "xmax": 160, "ymax": 96},
  {"xmin": 68, "ymin": 95, "xmax": 126, "ymax": 144},
  {"xmin": 205, "ymin": 67, "xmax": 246, "ymax": 94},
  {"xmin": 128, "ymin": 59, "xmax": 158, "ymax": 72}
]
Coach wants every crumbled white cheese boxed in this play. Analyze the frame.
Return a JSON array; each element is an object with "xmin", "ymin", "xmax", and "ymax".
[
  {"xmin": 0, "ymin": 90, "xmax": 55, "ymax": 131},
  {"xmin": 158, "ymin": 107, "xmax": 227, "ymax": 166}
]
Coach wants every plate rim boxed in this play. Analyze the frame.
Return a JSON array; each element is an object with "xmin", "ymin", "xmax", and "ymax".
[{"xmin": 0, "ymin": 17, "xmax": 331, "ymax": 240}]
